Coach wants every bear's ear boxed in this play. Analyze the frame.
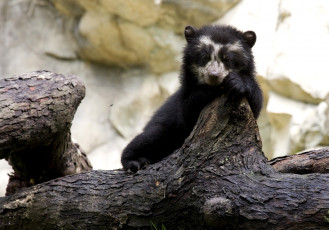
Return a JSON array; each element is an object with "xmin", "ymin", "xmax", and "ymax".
[
  {"xmin": 184, "ymin": 25, "xmax": 196, "ymax": 43},
  {"xmin": 243, "ymin": 31, "xmax": 256, "ymax": 48}
]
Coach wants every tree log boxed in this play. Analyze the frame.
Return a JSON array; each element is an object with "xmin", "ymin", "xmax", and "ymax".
[
  {"xmin": 1, "ymin": 72, "xmax": 329, "ymax": 229},
  {"xmin": 0, "ymin": 71, "xmax": 92, "ymax": 195}
]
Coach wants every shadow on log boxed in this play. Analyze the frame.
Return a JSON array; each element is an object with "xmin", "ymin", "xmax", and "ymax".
[{"xmin": 1, "ymin": 71, "xmax": 329, "ymax": 229}]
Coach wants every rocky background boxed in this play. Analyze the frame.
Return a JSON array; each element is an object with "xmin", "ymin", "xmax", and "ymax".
[{"xmin": 1, "ymin": 0, "xmax": 329, "ymax": 196}]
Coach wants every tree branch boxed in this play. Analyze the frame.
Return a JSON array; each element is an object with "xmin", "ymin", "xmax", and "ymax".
[
  {"xmin": 269, "ymin": 148, "xmax": 329, "ymax": 174},
  {"xmin": 0, "ymin": 71, "xmax": 92, "ymax": 195}
]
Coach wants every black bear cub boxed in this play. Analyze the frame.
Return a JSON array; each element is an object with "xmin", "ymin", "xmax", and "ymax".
[{"xmin": 121, "ymin": 24, "xmax": 263, "ymax": 172}]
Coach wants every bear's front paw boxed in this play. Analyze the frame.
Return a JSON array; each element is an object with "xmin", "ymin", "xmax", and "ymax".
[
  {"xmin": 224, "ymin": 74, "xmax": 246, "ymax": 100},
  {"xmin": 123, "ymin": 158, "xmax": 150, "ymax": 173}
]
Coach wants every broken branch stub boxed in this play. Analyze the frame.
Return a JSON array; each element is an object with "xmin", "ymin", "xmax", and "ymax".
[{"xmin": 0, "ymin": 70, "xmax": 92, "ymax": 195}]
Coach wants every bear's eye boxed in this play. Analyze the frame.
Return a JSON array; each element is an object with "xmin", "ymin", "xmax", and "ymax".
[
  {"xmin": 219, "ymin": 47, "xmax": 231, "ymax": 64},
  {"xmin": 199, "ymin": 50, "xmax": 211, "ymax": 66},
  {"xmin": 222, "ymin": 54, "xmax": 229, "ymax": 63},
  {"xmin": 220, "ymin": 51, "xmax": 248, "ymax": 71},
  {"xmin": 197, "ymin": 45, "xmax": 214, "ymax": 66}
]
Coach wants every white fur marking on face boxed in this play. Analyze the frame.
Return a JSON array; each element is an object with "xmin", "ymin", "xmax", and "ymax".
[
  {"xmin": 198, "ymin": 36, "xmax": 223, "ymax": 58},
  {"xmin": 219, "ymin": 62, "xmax": 230, "ymax": 77},
  {"xmin": 199, "ymin": 36, "xmax": 213, "ymax": 46},
  {"xmin": 227, "ymin": 41, "xmax": 249, "ymax": 60},
  {"xmin": 194, "ymin": 60, "xmax": 230, "ymax": 85},
  {"xmin": 227, "ymin": 41, "xmax": 243, "ymax": 52},
  {"xmin": 192, "ymin": 64, "xmax": 205, "ymax": 84},
  {"xmin": 194, "ymin": 36, "xmax": 234, "ymax": 85}
]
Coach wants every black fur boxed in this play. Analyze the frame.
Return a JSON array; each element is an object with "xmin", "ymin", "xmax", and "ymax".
[{"xmin": 121, "ymin": 25, "xmax": 263, "ymax": 172}]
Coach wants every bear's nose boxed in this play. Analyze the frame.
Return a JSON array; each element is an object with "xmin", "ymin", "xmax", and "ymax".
[{"xmin": 209, "ymin": 71, "xmax": 220, "ymax": 78}]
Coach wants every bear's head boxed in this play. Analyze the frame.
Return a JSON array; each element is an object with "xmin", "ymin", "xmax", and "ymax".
[{"xmin": 182, "ymin": 25, "xmax": 256, "ymax": 86}]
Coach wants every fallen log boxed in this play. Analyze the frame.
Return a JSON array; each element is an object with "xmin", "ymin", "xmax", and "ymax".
[{"xmin": 1, "ymin": 71, "xmax": 329, "ymax": 229}]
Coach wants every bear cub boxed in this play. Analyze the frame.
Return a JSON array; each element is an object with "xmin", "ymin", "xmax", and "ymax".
[{"xmin": 121, "ymin": 24, "xmax": 263, "ymax": 173}]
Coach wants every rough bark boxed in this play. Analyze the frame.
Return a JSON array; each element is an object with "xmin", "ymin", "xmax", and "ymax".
[
  {"xmin": 269, "ymin": 148, "xmax": 329, "ymax": 174},
  {"xmin": 0, "ymin": 71, "xmax": 92, "ymax": 195},
  {"xmin": 1, "ymin": 72, "xmax": 329, "ymax": 229}
]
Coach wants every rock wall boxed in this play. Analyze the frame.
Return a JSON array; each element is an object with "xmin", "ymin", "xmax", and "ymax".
[
  {"xmin": 1, "ymin": 0, "xmax": 329, "ymax": 196},
  {"xmin": 51, "ymin": 0, "xmax": 239, "ymax": 74}
]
